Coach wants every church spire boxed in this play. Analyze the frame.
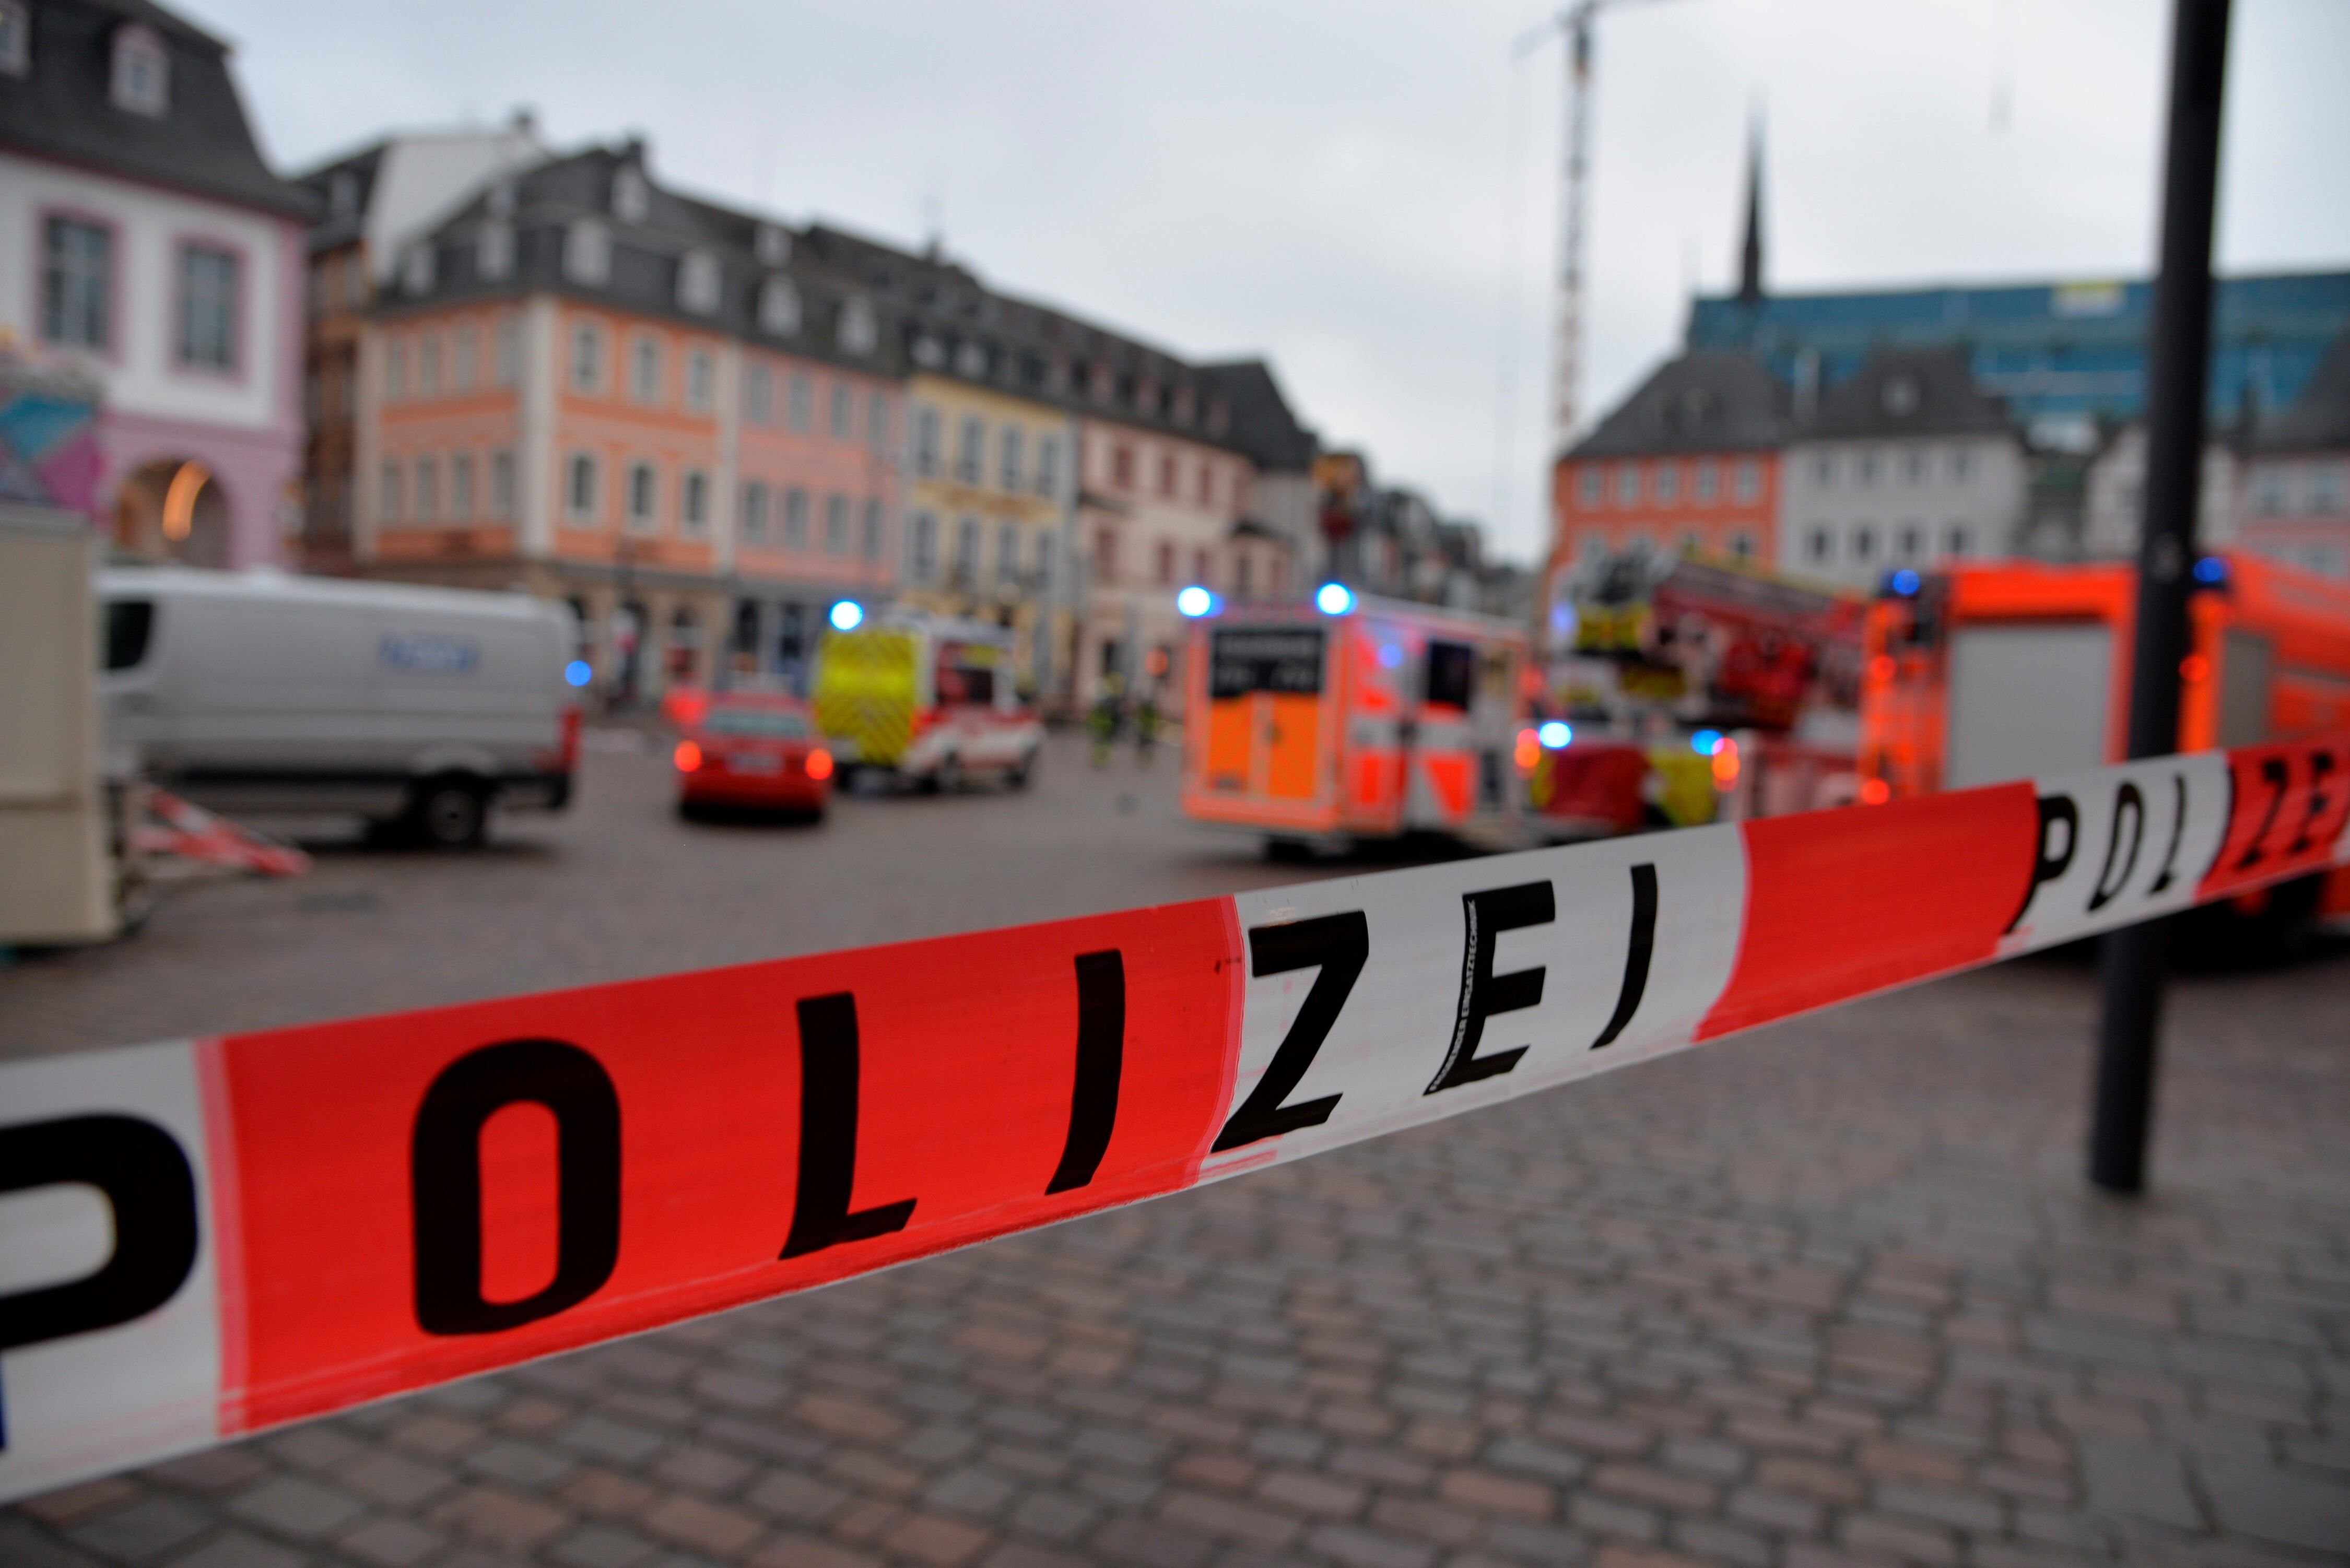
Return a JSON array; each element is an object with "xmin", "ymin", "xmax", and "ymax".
[{"xmin": 1737, "ymin": 111, "xmax": 1765, "ymax": 310}]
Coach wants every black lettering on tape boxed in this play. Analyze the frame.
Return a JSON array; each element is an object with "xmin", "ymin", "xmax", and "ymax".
[
  {"xmin": 1213, "ymin": 913, "xmax": 1369, "ymax": 1152},
  {"xmin": 2149, "ymin": 773, "xmax": 2190, "ymax": 893},
  {"xmin": 2087, "ymin": 782, "xmax": 2146, "ymax": 913},
  {"xmin": 413, "ymin": 1040, "xmax": 621, "ymax": 1336},
  {"xmin": 1047, "ymin": 950, "xmax": 1125, "ymax": 1194},
  {"xmin": 2288, "ymin": 749, "xmax": 2336, "ymax": 856},
  {"xmin": 2234, "ymin": 757, "xmax": 2291, "ymax": 871},
  {"xmin": 1426, "ymin": 882, "xmax": 1553, "ymax": 1094},
  {"xmin": 2004, "ymin": 795, "xmax": 2079, "ymax": 933},
  {"xmin": 1590, "ymin": 863, "xmax": 1660, "ymax": 1050},
  {"xmin": 0, "ymin": 1115, "xmax": 198, "ymax": 1364},
  {"xmin": 780, "ymin": 994, "xmax": 916, "ymax": 1259}
]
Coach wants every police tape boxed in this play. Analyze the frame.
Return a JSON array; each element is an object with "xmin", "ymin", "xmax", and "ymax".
[{"xmin": 2, "ymin": 734, "xmax": 2345, "ymax": 1502}]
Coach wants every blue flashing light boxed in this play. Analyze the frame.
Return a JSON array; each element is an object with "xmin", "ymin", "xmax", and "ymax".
[
  {"xmin": 563, "ymin": 659, "xmax": 592, "ymax": 688},
  {"xmin": 1691, "ymin": 728, "xmax": 1724, "ymax": 756},
  {"xmin": 1314, "ymin": 581, "xmax": 1357, "ymax": 616},
  {"xmin": 1888, "ymin": 569, "xmax": 1922, "ymax": 596},
  {"xmin": 1176, "ymin": 584, "xmax": 1218, "ymax": 618},
  {"xmin": 829, "ymin": 599, "xmax": 865, "ymax": 632},
  {"xmin": 2192, "ymin": 555, "xmax": 2228, "ymax": 585},
  {"xmin": 1537, "ymin": 720, "xmax": 1573, "ymax": 749},
  {"xmin": 1377, "ymin": 642, "xmax": 1404, "ymax": 669}
]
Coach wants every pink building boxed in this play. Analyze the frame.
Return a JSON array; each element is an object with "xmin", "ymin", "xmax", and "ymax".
[{"xmin": 0, "ymin": 0, "xmax": 310, "ymax": 564}]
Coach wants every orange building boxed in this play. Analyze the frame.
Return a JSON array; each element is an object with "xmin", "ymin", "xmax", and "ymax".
[
  {"xmin": 346, "ymin": 142, "xmax": 903, "ymax": 699},
  {"xmin": 1545, "ymin": 351, "xmax": 1788, "ymax": 629}
]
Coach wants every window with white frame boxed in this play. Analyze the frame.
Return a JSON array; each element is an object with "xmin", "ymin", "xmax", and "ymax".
[
  {"xmin": 757, "ymin": 276, "xmax": 800, "ymax": 336},
  {"xmin": 678, "ymin": 251, "xmax": 721, "ymax": 315},
  {"xmin": 451, "ymin": 453, "xmax": 474, "ymax": 520},
  {"xmin": 2311, "ymin": 463, "xmax": 2346, "ymax": 516},
  {"xmin": 419, "ymin": 334, "xmax": 441, "ymax": 397},
  {"xmin": 746, "ymin": 364, "xmax": 773, "ymax": 424},
  {"xmin": 612, "ymin": 166, "xmax": 650, "ymax": 223},
  {"xmin": 2253, "ymin": 465, "xmax": 2287, "ymax": 516},
  {"xmin": 788, "ymin": 372, "xmax": 813, "ymax": 431},
  {"xmin": 414, "ymin": 456, "xmax": 439, "ymax": 522},
  {"xmin": 741, "ymin": 481, "xmax": 770, "ymax": 543},
  {"xmin": 565, "ymin": 220, "xmax": 610, "ymax": 286},
  {"xmin": 1655, "ymin": 462, "xmax": 1681, "ymax": 505},
  {"xmin": 566, "ymin": 453, "xmax": 599, "ymax": 523},
  {"xmin": 175, "ymin": 245, "xmax": 238, "ymax": 370},
  {"xmin": 1806, "ymin": 525, "xmax": 1831, "ymax": 564},
  {"xmin": 0, "ymin": 2, "xmax": 29, "ymax": 76},
  {"xmin": 868, "ymin": 390, "xmax": 890, "ymax": 449},
  {"xmin": 681, "ymin": 470, "xmax": 710, "ymax": 537},
  {"xmin": 909, "ymin": 511, "xmax": 937, "ymax": 582},
  {"xmin": 494, "ymin": 316, "xmax": 519, "ymax": 386},
  {"xmin": 630, "ymin": 337, "xmax": 662, "ymax": 403},
  {"xmin": 904, "ymin": 407, "xmax": 938, "ymax": 476},
  {"xmin": 41, "ymin": 217, "xmax": 111, "ymax": 350},
  {"xmin": 1034, "ymin": 528, "xmax": 1056, "ymax": 587},
  {"xmin": 1615, "ymin": 463, "xmax": 1640, "ymax": 506},
  {"xmin": 384, "ymin": 338, "xmax": 406, "ymax": 399},
  {"xmin": 1943, "ymin": 522, "xmax": 1970, "ymax": 558},
  {"xmin": 1036, "ymin": 433, "xmax": 1061, "ymax": 498},
  {"xmin": 862, "ymin": 499, "xmax": 885, "ymax": 561},
  {"xmin": 1734, "ymin": 459, "xmax": 1761, "ymax": 502},
  {"xmin": 380, "ymin": 460, "xmax": 403, "ymax": 523},
  {"xmin": 626, "ymin": 462, "xmax": 659, "ymax": 534},
  {"xmin": 569, "ymin": 324, "xmax": 603, "ymax": 392},
  {"xmin": 954, "ymin": 516, "xmax": 980, "ymax": 586},
  {"xmin": 1000, "ymin": 427, "xmax": 1024, "ymax": 491},
  {"xmin": 829, "ymin": 381, "xmax": 852, "ymax": 439},
  {"xmin": 110, "ymin": 23, "xmax": 168, "ymax": 115},
  {"xmin": 491, "ymin": 449, "xmax": 515, "ymax": 518},
  {"xmin": 826, "ymin": 494, "xmax": 850, "ymax": 556},
  {"xmin": 477, "ymin": 222, "xmax": 514, "ymax": 280},
  {"xmin": 401, "ymin": 243, "xmax": 435, "ymax": 296},
  {"xmin": 1694, "ymin": 459, "xmax": 1719, "ymax": 503},
  {"xmin": 1902, "ymin": 450, "xmax": 1928, "ymax": 485},
  {"xmin": 838, "ymin": 297, "xmax": 877, "ymax": 356},
  {"xmin": 1811, "ymin": 453, "xmax": 1834, "ymax": 488},
  {"xmin": 1950, "ymin": 448, "xmax": 1973, "ymax": 482},
  {"xmin": 993, "ymin": 523, "xmax": 1017, "ymax": 584},
  {"xmin": 1850, "ymin": 522, "xmax": 1877, "ymax": 563},
  {"xmin": 1897, "ymin": 522, "xmax": 1923, "ymax": 560},
  {"xmin": 686, "ymin": 349, "xmax": 714, "ymax": 412},
  {"xmin": 453, "ymin": 325, "xmax": 477, "ymax": 392},
  {"xmin": 755, "ymin": 225, "xmax": 790, "ymax": 266},
  {"xmin": 1855, "ymin": 452, "xmax": 1879, "ymax": 487},
  {"xmin": 956, "ymin": 416, "xmax": 984, "ymax": 484},
  {"xmin": 1576, "ymin": 467, "xmax": 1601, "ymax": 509},
  {"xmin": 782, "ymin": 487, "xmax": 809, "ymax": 549}
]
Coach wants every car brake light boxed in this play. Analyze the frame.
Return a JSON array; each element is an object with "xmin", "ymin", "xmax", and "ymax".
[
  {"xmin": 674, "ymin": 740, "xmax": 702, "ymax": 772},
  {"xmin": 560, "ymin": 706, "xmax": 581, "ymax": 771},
  {"xmin": 806, "ymin": 749, "xmax": 833, "ymax": 781}
]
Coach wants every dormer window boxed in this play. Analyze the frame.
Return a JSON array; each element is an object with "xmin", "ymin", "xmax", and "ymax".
[
  {"xmin": 757, "ymin": 276, "xmax": 800, "ymax": 336},
  {"xmin": 678, "ymin": 251, "xmax": 721, "ymax": 315},
  {"xmin": 1881, "ymin": 374, "xmax": 1922, "ymax": 417},
  {"xmin": 477, "ymin": 222, "xmax": 514, "ymax": 280},
  {"xmin": 0, "ymin": 2, "xmax": 28, "ymax": 78},
  {"xmin": 911, "ymin": 332, "xmax": 945, "ymax": 369},
  {"xmin": 955, "ymin": 340, "xmax": 988, "ymax": 380},
  {"xmin": 565, "ymin": 219, "xmax": 610, "ymax": 285},
  {"xmin": 486, "ymin": 180, "xmax": 516, "ymax": 219},
  {"xmin": 839, "ymin": 298, "xmax": 878, "ymax": 357},
  {"xmin": 401, "ymin": 243, "xmax": 436, "ymax": 296},
  {"xmin": 612, "ymin": 166, "xmax": 650, "ymax": 223},
  {"xmin": 111, "ymin": 23, "xmax": 169, "ymax": 116},
  {"xmin": 754, "ymin": 225, "xmax": 790, "ymax": 266}
]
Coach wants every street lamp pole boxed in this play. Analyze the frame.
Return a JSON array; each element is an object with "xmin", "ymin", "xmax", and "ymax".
[{"xmin": 2088, "ymin": 0, "xmax": 2232, "ymax": 1196}]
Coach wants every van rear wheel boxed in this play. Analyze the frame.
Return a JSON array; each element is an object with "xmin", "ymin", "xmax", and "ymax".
[{"xmin": 411, "ymin": 777, "xmax": 489, "ymax": 848}]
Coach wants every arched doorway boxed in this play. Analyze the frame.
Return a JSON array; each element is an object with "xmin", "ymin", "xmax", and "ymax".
[
  {"xmin": 666, "ymin": 604, "xmax": 701, "ymax": 686},
  {"xmin": 115, "ymin": 459, "xmax": 231, "ymax": 567}
]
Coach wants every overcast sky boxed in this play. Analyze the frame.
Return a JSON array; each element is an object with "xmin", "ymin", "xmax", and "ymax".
[{"xmin": 190, "ymin": 0, "xmax": 2350, "ymax": 563}]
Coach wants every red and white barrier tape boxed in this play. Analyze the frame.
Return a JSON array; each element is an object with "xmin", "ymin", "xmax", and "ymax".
[{"xmin": 2, "ymin": 735, "xmax": 2344, "ymax": 1501}]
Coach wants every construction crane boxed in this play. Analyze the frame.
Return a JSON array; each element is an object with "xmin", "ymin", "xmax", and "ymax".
[{"xmin": 1517, "ymin": 0, "xmax": 1693, "ymax": 457}]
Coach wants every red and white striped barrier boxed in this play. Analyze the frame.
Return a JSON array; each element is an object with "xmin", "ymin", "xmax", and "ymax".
[{"xmin": 2, "ymin": 735, "xmax": 2344, "ymax": 1502}]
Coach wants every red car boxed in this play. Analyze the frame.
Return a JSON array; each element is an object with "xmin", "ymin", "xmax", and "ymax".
[{"xmin": 674, "ymin": 694, "xmax": 834, "ymax": 819}]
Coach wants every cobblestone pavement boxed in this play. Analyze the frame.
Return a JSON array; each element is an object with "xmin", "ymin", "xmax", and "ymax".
[{"xmin": 5, "ymin": 734, "xmax": 2348, "ymax": 1566}]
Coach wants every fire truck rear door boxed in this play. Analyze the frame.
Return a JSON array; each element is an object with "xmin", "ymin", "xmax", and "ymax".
[{"xmin": 1945, "ymin": 622, "xmax": 2111, "ymax": 788}]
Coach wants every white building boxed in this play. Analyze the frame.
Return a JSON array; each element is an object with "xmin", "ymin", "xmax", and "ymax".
[
  {"xmin": 1777, "ymin": 347, "xmax": 2027, "ymax": 586},
  {"xmin": 2081, "ymin": 424, "xmax": 2240, "ymax": 563},
  {"xmin": 0, "ymin": 0, "xmax": 311, "ymax": 566}
]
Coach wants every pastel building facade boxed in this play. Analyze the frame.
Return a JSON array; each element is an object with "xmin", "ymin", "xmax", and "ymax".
[
  {"xmin": 0, "ymin": 0, "xmax": 310, "ymax": 565},
  {"xmin": 346, "ymin": 143, "xmax": 904, "ymax": 697}
]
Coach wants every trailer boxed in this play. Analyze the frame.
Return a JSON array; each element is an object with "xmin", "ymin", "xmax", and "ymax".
[{"xmin": 1180, "ymin": 590, "xmax": 1530, "ymax": 853}]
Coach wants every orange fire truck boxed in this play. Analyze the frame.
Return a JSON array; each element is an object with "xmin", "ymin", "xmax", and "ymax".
[
  {"xmin": 1860, "ymin": 549, "xmax": 2350, "ymax": 927},
  {"xmin": 1180, "ymin": 588, "xmax": 1530, "ymax": 854}
]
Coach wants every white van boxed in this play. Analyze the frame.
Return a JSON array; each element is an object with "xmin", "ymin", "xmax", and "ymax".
[{"xmin": 100, "ymin": 568, "xmax": 580, "ymax": 847}]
